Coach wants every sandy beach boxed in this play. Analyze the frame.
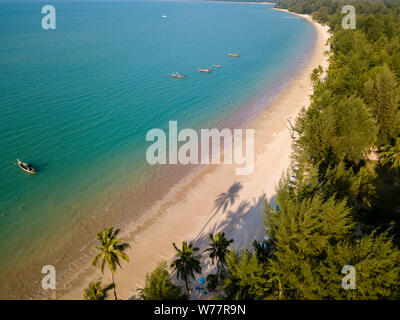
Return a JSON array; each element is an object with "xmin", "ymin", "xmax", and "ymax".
[{"xmin": 58, "ymin": 8, "xmax": 330, "ymax": 300}]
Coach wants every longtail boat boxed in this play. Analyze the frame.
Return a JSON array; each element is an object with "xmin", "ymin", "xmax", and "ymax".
[
  {"xmin": 228, "ymin": 52, "xmax": 240, "ymax": 57},
  {"xmin": 171, "ymin": 72, "xmax": 185, "ymax": 78},
  {"xmin": 198, "ymin": 68, "xmax": 212, "ymax": 73},
  {"xmin": 17, "ymin": 159, "xmax": 36, "ymax": 174}
]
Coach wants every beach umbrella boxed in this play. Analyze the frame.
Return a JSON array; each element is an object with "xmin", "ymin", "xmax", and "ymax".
[{"xmin": 198, "ymin": 277, "xmax": 205, "ymax": 285}]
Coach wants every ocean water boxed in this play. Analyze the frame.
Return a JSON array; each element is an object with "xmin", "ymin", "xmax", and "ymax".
[{"xmin": 0, "ymin": 0, "xmax": 314, "ymax": 297}]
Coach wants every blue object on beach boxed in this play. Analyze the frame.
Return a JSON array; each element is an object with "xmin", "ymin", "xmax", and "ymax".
[
  {"xmin": 195, "ymin": 286, "xmax": 201, "ymax": 291},
  {"xmin": 198, "ymin": 277, "xmax": 205, "ymax": 285},
  {"xmin": 275, "ymin": 205, "xmax": 280, "ymax": 211}
]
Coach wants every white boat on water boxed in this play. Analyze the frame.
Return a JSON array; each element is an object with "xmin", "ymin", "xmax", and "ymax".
[
  {"xmin": 228, "ymin": 50, "xmax": 240, "ymax": 57},
  {"xmin": 171, "ymin": 72, "xmax": 185, "ymax": 79},
  {"xmin": 17, "ymin": 158, "xmax": 36, "ymax": 174}
]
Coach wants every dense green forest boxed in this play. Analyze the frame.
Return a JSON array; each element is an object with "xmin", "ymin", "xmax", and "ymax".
[
  {"xmin": 244, "ymin": 0, "xmax": 400, "ymax": 300},
  {"xmin": 237, "ymin": 0, "xmax": 400, "ymax": 299},
  {"xmin": 276, "ymin": 0, "xmax": 400, "ymax": 17},
  {"xmin": 86, "ymin": 0, "xmax": 400, "ymax": 300}
]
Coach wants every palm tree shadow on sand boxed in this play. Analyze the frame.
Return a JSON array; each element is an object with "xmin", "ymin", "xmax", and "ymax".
[
  {"xmin": 194, "ymin": 181, "xmax": 243, "ymax": 242},
  {"xmin": 189, "ymin": 194, "xmax": 266, "ymax": 299},
  {"xmin": 194, "ymin": 195, "xmax": 265, "ymax": 256},
  {"xmin": 213, "ymin": 181, "xmax": 243, "ymax": 214}
]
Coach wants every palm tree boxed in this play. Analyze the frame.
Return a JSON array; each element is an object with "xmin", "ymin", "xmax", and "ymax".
[
  {"xmin": 204, "ymin": 232, "xmax": 233, "ymax": 279},
  {"xmin": 380, "ymin": 139, "xmax": 400, "ymax": 174},
  {"xmin": 311, "ymin": 65, "xmax": 324, "ymax": 88},
  {"xmin": 171, "ymin": 241, "xmax": 201, "ymax": 297},
  {"xmin": 83, "ymin": 279, "xmax": 115, "ymax": 300},
  {"xmin": 92, "ymin": 227, "xmax": 130, "ymax": 300}
]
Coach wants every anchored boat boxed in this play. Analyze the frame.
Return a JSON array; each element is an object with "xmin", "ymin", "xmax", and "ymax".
[
  {"xmin": 198, "ymin": 67, "xmax": 212, "ymax": 73},
  {"xmin": 228, "ymin": 51, "xmax": 240, "ymax": 57},
  {"xmin": 171, "ymin": 72, "xmax": 185, "ymax": 78},
  {"xmin": 17, "ymin": 159, "xmax": 36, "ymax": 174}
]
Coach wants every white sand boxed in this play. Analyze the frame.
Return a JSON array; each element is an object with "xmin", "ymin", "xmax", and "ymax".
[{"xmin": 59, "ymin": 8, "xmax": 330, "ymax": 300}]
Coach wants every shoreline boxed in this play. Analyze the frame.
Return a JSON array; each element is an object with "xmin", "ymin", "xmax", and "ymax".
[{"xmin": 58, "ymin": 8, "xmax": 330, "ymax": 300}]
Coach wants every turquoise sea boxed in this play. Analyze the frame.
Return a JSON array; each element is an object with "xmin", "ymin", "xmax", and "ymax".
[{"xmin": 0, "ymin": 0, "xmax": 315, "ymax": 297}]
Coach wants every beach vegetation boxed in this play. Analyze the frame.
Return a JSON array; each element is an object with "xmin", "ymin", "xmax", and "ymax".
[
  {"xmin": 223, "ymin": 249, "xmax": 273, "ymax": 300},
  {"xmin": 204, "ymin": 232, "xmax": 234, "ymax": 281},
  {"xmin": 171, "ymin": 241, "xmax": 202, "ymax": 298},
  {"xmin": 311, "ymin": 65, "xmax": 324, "ymax": 88},
  {"xmin": 206, "ymin": 274, "xmax": 219, "ymax": 292},
  {"xmin": 364, "ymin": 65, "xmax": 400, "ymax": 146},
  {"xmin": 260, "ymin": 0, "xmax": 400, "ymax": 299},
  {"xmin": 217, "ymin": 0, "xmax": 400, "ymax": 300},
  {"xmin": 138, "ymin": 261, "xmax": 185, "ymax": 300},
  {"xmin": 263, "ymin": 181, "xmax": 400, "ymax": 299},
  {"xmin": 380, "ymin": 138, "xmax": 400, "ymax": 175},
  {"xmin": 92, "ymin": 227, "xmax": 130, "ymax": 300},
  {"xmin": 83, "ymin": 279, "xmax": 115, "ymax": 300}
]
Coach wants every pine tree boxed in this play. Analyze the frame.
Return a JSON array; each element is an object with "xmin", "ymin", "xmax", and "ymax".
[
  {"xmin": 265, "ymin": 192, "xmax": 354, "ymax": 299},
  {"xmin": 321, "ymin": 162, "xmax": 376, "ymax": 211},
  {"xmin": 333, "ymin": 95, "xmax": 377, "ymax": 163},
  {"xmin": 364, "ymin": 65, "xmax": 400, "ymax": 146},
  {"xmin": 320, "ymin": 232, "xmax": 400, "ymax": 299},
  {"xmin": 294, "ymin": 94, "xmax": 376, "ymax": 169},
  {"xmin": 223, "ymin": 249, "xmax": 274, "ymax": 300},
  {"xmin": 138, "ymin": 261, "xmax": 185, "ymax": 300},
  {"xmin": 380, "ymin": 138, "xmax": 400, "ymax": 174},
  {"xmin": 263, "ymin": 176, "xmax": 400, "ymax": 299}
]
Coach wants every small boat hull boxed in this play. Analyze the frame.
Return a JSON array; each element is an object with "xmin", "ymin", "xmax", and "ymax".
[
  {"xmin": 171, "ymin": 73, "xmax": 185, "ymax": 78},
  {"xmin": 228, "ymin": 53, "xmax": 240, "ymax": 57},
  {"xmin": 198, "ymin": 68, "xmax": 212, "ymax": 73},
  {"xmin": 17, "ymin": 159, "xmax": 36, "ymax": 174}
]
